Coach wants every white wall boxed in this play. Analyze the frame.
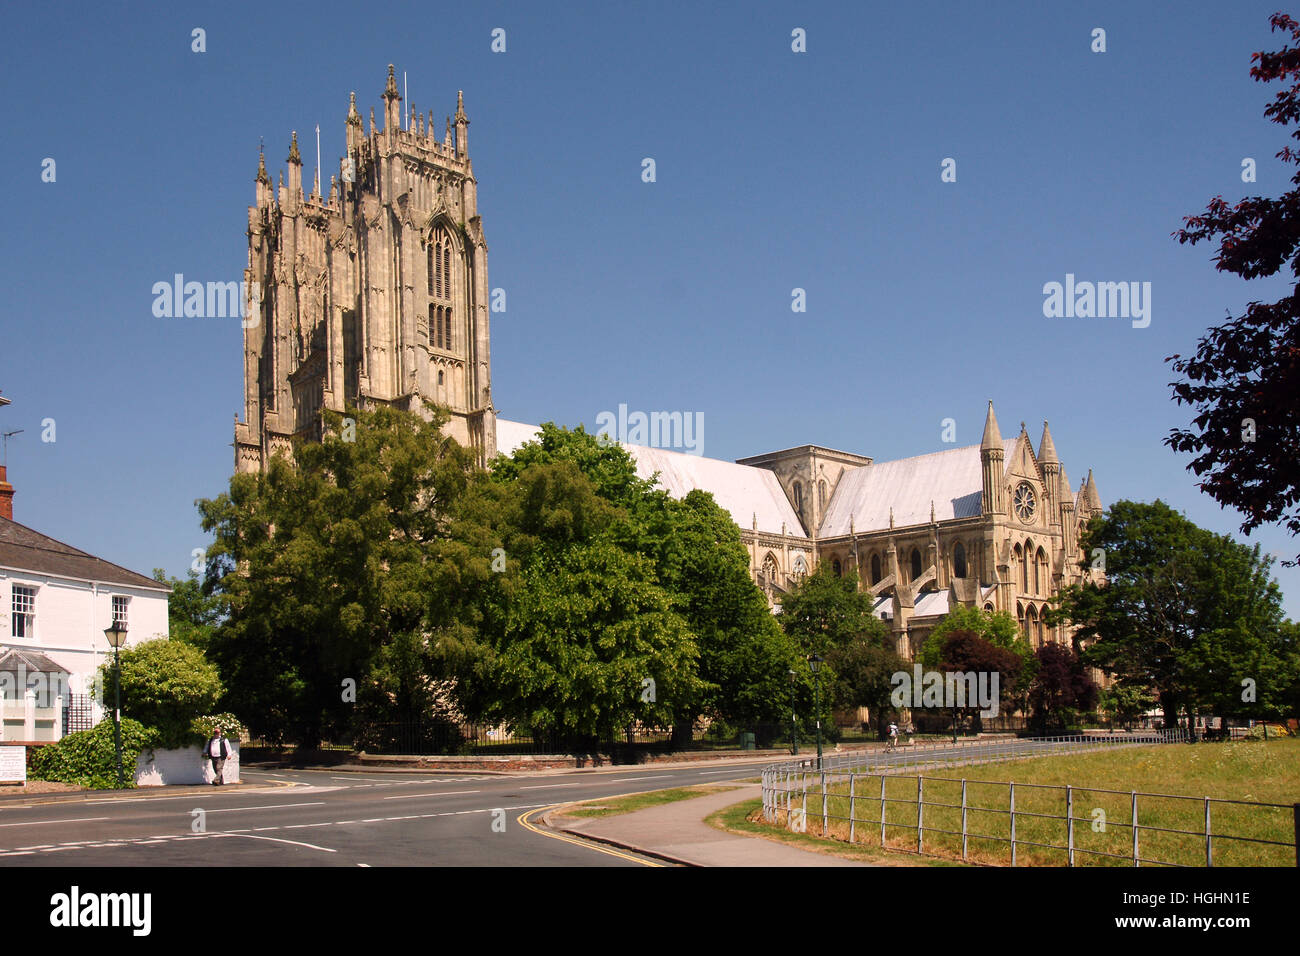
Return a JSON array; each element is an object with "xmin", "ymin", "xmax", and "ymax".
[
  {"xmin": 135, "ymin": 744, "xmax": 239, "ymax": 787},
  {"xmin": 0, "ymin": 571, "xmax": 170, "ymax": 704}
]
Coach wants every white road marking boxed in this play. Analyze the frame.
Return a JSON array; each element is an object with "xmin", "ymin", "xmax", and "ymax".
[
  {"xmin": 382, "ymin": 790, "xmax": 480, "ymax": 800},
  {"xmin": 521, "ymin": 783, "xmax": 584, "ymax": 790},
  {"xmin": 0, "ymin": 816, "xmax": 110, "ymax": 828},
  {"xmin": 698, "ymin": 770, "xmax": 745, "ymax": 775},
  {"xmin": 615, "ymin": 774, "xmax": 674, "ymax": 781},
  {"xmin": 214, "ymin": 832, "xmax": 337, "ymax": 854},
  {"xmin": 203, "ymin": 802, "xmax": 327, "ymax": 814}
]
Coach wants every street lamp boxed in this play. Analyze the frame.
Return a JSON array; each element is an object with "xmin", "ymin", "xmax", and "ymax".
[
  {"xmin": 809, "ymin": 654, "xmax": 824, "ymax": 770},
  {"xmin": 788, "ymin": 668, "xmax": 798, "ymax": 755},
  {"xmin": 103, "ymin": 622, "xmax": 127, "ymax": 789}
]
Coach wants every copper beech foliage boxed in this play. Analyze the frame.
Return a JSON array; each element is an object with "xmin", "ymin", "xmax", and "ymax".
[{"xmin": 1168, "ymin": 12, "xmax": 1300, "ymax": 564}]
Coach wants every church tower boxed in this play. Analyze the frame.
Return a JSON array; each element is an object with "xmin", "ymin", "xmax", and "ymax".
[{"xmin": 235, "ymin": 66, "xmax": 496, "ymax": 473}]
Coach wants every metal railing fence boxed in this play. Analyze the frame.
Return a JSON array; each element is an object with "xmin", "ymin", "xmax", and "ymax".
[{"xmin": 760, "ymin": 731, "xmax": 1298, "ymax": 867}]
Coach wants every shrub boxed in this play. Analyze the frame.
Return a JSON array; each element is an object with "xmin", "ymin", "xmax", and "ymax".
[
  {"xmin": 100, "ymin": 639, "xmax": 222, "ymax": 748},
  {"xmin": 29, "ymin": 718, "xmax": 157, "ymax": 789},
  {"xmin": 191, "ymin": 714, "xmax": 247, "ymax": 742}
]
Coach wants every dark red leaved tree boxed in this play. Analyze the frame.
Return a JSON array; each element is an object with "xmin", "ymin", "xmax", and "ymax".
[{"xmin": 1168, "ymin": 12, "xmax": 1300, "ymax": 565}]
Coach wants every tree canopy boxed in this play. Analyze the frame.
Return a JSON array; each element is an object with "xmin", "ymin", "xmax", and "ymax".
[
  {"xmin": 1048, "ymin": 499, "xmax": 1296, "ymax": 726},
  {"xmin": 1168, "ymin": 12, "xmax": 1300, "ymax": 565}
]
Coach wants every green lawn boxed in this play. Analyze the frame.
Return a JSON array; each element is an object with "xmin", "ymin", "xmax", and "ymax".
[
  {"xmin": 763, "ymin": 739, "xmax": 1299, "ymax": 867},
  {"xmin": 563, "ymin": 786, "xmax": 734, "ymax": 818},
  {"xmin": 705, "ymin": 797, "xmax": 959, "ymax": 866}
]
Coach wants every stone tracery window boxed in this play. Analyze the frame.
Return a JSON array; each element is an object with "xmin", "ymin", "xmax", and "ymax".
[
  {"xmin": 427, "ymin": 225, "xmax": 454, "ymax": 351},
  {"xmin": 870, "ymin": 553, "xmax": 882, "ymax": 585},
  {"xmin": 953, "ymin": 541, "xmax": 967, "ymax": 579}
]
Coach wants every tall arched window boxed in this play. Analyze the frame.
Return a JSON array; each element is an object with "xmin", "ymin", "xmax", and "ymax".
[
  {"xmin": 953, "ymin": 541, "xmax": 967, "ymax": 579},
  {"xmin": 818, "ymin": 480, "xmax": 827, "ymax": 513},
  {"xmin": 1026, "ymin": 605, "xmax": 1039, "ymax": 647},
  {"xmin": 1013, "ymin": 544, "xmax": 1024, "ymax": 591},
  {"xmin": 1020, "ymin": 541, "xmax": 1031, "ymax": 592},
  {"xmin": 1017, "ymin": 602, "xmax": 1026, "ymax": 639},
  {"xmin": 870, "ymin": 553, "xmax": 882, "ymax": 585},
  {"xmin": 427, "ymin": 226, "xmax": 454, "ymax": 351},
  {"xmin": 761, "ymin": 552, "xmax": 779, "ymax": 593},
  {"xmin": 832, "ymin": 558, "xmax": 842, "ymax": 577},
  {"xmin": 792, "ymin": 482, "xmax": 803, "ymax": 517},
  {"xmin": 1036, "ymin": 547, "xmax": 1049, "ymax": 594},
  {"xmin": 910, "ymin": 548, "xmax": 922, "ymax": 581}
]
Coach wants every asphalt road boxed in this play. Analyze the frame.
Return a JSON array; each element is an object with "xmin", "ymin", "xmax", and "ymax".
[
  {"xmin": 0, "ymin": 737, "xmax": 1134, "ymax": 867},
  {"xmin": 0, "ymin": 760, "xmax": 771, "ymax": 867}
]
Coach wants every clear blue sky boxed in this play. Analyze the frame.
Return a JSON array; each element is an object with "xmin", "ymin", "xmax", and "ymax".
[{"xmin": 2, "ymin": 0, "xmax": 1297, "ymax": 618}]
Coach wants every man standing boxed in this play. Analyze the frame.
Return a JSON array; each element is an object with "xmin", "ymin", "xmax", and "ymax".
[{"xmin": 203, "ymin": 727, "xmax": 233, "ymax": 786}]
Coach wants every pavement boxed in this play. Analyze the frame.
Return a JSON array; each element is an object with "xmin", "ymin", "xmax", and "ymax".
[{"xmin": 551, "ymin": 784, "xmax": 869, "ymax": 867}]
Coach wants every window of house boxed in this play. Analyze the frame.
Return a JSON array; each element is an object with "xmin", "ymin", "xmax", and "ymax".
[
  {"xmin": 12, "ymin": 585, "xmax": 36, "ymax": 639},
  {"xmin": 113, "ymin": 595, "xmax": 129, "ymax": 629}
]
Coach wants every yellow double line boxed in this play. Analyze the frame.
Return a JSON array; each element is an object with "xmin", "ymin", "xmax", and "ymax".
[{"xmin": 517, "ymin": 805, "xmax": 663, "ymax": 867}]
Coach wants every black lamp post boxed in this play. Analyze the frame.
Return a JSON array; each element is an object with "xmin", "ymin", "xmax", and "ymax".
[
  {"xmin": 809, "ymin": 654, "xmax": 823, "ymax": 770},
  {"xmin": 788, "ymin": 668, "xmax": 798, "ymax": 755},
  {"xmin": 103, "ymin": 622, "xmax": 127, "ymax": 789}
]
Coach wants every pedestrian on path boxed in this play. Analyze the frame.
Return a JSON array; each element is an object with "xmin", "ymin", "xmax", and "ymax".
[{"xmin": 203, "ymin": 727, "xmax": 233, "ymax": 785}]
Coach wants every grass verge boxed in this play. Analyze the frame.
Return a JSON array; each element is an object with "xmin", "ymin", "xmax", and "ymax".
[
  {"xmin": 704, "ymin": 796, "xmax": 959, "ymax": 866},
  {"xmin": 563, "ymin": 785, "xmax": 736, "ymax": 818}
]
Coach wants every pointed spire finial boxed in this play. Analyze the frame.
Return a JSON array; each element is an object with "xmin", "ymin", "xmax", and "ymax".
[
  {"xmin": 287, "ymin": 130, "xmax": 301, "ymax": 165},
  {"xmin": 1038, "ymin": 420, "xmax": 1059, "ymax": 464},
  {"xmin": 889, "ymin": 507, "xmax": 895, "ymax": 530},
  {"xmin": 385, "ymin": 64, "xmax": 399, "ymax": 99},
  {"xmin": 930, "ymin": 500, "xmax": 936, "ymax": 522},
  {"xmin": 456, "ymin": 90, "xmax": 467, "ymax": 121},
  {"xmin": 256, "ymin": 144, "xmax": 270, "ymax": 185},
  {"xmin": 347, "ymin": 91, "xmax": 361, "ymax": 127},
  {"xmin": 981, "ymin": 400, "xmax": 1003, "ymax": 451}
]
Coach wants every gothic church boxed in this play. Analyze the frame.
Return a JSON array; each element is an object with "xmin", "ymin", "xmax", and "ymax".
[{"xmin": 236, "ymin": 69, "xmax": 1105, "ymax": 661}]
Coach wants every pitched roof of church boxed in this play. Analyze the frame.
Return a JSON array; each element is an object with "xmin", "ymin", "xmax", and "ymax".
[
  {"xmin": 495, "ymin": 420, "xmax": 806, "ymax": 537},
  {"xmin": 818, "ymin": 440, "xmax": 1017, "ymax": 537},
  {"xmin": 0, "ymin": 517, "xmax": 168, "ymax": 591}
]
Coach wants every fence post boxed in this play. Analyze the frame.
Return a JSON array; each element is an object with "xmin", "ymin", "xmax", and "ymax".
[
  {"xmin": 1010, "ymin": 782, "xmax": 1016, "ymax": 867},
  {"xmin": 1205, "ymin": 797, "xmax": 1213, "ymax": 867},
  {"xmin": 1066, "ymin": 785, "xmax": 1074, "ymax": 866},
  {"xmin": 849, "ymin": 773, "xmax": 856, "ymax": 844},
  {"xmin": 880, "ymin": 774, "xmax": 887, "ymax": 847},
  {"xmin": 1293, "ymin": 803, "xmax": 1299, "ymax": 868},
  {"xmin": 821, "ymin": 771, "xmax": 828, "ymax": 836},
  {"xmin": 961, "ymin": 778, "xmax": 969, "ymax": 862},
  {"xmin": 917, "ymin": 776, "xmax": 924, "ymax": 854},
  {"xmin": 1132, "ymin": 791, "xmax": 1140, "ymax": 867},
  {"xmin": 801, "ymin": 776, "xmax": 808, "ymax": 832}
]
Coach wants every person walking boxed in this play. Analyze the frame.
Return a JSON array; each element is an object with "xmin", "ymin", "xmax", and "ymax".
[{"xmin": 203, "ymin": 727, "xmax": 233, "ymax": 786}]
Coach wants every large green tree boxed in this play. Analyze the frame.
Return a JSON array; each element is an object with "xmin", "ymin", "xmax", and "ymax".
[
  {"xmin": 198, "ymin": 403, "xmax": 477, "ymax": 746},
  {"xmin": 152, "ymin": 568, "xmax": 224, "ymax": 652},
  {"xmin": 485, "ymin": 425, "xmax": 800, "ymax": 740},
  {"xmin": 1049, "ymin": 499, "xmax": 1293, "ymax": 729}
]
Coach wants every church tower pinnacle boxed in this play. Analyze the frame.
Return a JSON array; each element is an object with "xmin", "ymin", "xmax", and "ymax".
[{"xmin": 234, "ymin": 67, "xmax": 496, "ymax": 474}]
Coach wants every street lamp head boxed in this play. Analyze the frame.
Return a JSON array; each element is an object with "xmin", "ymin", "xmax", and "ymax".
[
  {"xmin": 808, "ymin": 653, "xmax": 823, "ymax": 674},
  {"xmin": 103, "ymin": 623, "xmax": 128, "ymax": 649}
]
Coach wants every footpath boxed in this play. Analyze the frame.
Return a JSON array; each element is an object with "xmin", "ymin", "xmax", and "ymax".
[{"xmin": 550, "ymin": 784, "xmax": 871, "ymax": 867}]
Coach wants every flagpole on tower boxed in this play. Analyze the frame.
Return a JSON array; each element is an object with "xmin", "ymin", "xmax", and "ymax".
[
  {"xmin": 314, "ymin": 124, "xmax": 321, "ymax": 196},
  {"xmin": 403, "ymin": 71, "xmax": 408, "ymax": 129}
]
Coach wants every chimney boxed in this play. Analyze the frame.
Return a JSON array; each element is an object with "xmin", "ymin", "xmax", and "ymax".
[{"xmin": 0, "ymin": 464, "xmax": 12, "ymax": 520}]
